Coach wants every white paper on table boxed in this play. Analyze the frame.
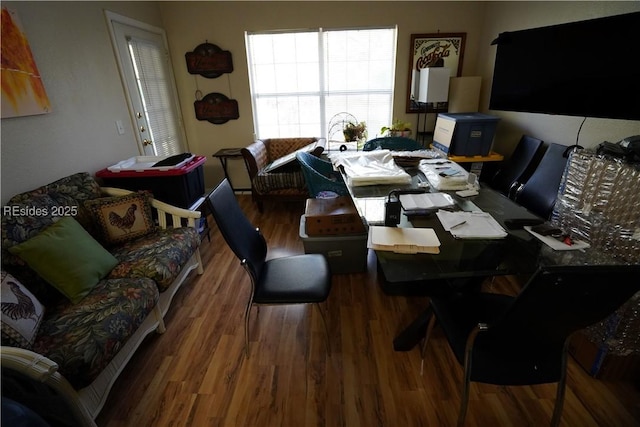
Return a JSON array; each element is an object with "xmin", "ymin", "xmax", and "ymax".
[
  {"xmin": 524, "ymin": 226, "xmax": 591, "ymax": 251},
  {"xmin": 419, "ymin": 161, "xmax": 471, "ymax": 190},
  {"xmin": 399, "ymin": 192, "xmax": 455, "ymax": 211},
  {"xmin": 436, "ymin": 210, "xmax": 507, "ymax": 239},
  {"xmin": 368, "ymin": 226, "xmax": 441, "ymax": 254}
]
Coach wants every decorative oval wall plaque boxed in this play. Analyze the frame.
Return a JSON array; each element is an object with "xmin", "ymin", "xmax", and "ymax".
[
  {"xmin": 194, "ymin": 92, "xmax": 239, "ymax": 124},
  {"xmin": 185, "ymin": 42, "xmax": 233, "ymax": 78}
]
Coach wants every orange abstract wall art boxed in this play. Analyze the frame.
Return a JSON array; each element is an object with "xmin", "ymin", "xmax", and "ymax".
[{"xmin": 1, "ymin": 7, "xmax": 51, "ymax": 118}]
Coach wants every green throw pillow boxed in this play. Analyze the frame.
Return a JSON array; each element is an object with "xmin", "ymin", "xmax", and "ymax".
[{"xmin": 8, "ymin": 217, "xmax": 119, "ymax": 304}]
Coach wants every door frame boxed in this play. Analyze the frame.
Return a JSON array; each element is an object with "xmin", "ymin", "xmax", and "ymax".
[{"xmin": 104, "ymin": 10, "xmax": 188, "ymax": 155}]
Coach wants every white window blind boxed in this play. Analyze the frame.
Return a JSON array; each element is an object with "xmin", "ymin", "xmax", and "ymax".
[
  {"xmin": 246, "ymin": 27, "xmax": 397, "ymax": 140},
  {"xmin": 127, "ymin": 36, "xmax": 182, "ymax": 156}
]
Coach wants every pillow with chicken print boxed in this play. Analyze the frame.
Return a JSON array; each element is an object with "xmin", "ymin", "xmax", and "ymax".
[
  {"xmin": 86, "ymin": 191, "xmax": 156, "ymax": 245},
  {"xmin": 1, "ymin": 271, "xmax": 45, "ymax": 349}
]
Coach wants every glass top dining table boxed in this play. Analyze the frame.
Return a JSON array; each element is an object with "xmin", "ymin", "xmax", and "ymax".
[
  {"xmin": 335, "ymin": 157, "xmax": 634, "ymax": 350},
  {"xmin": 340, "ymin": 164, "xmax": 624, "ymax": 296}
]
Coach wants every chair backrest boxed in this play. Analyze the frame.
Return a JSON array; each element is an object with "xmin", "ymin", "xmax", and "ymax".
[
  {"xmin": 515, "ymin": 142, "xmax": 569, "ymax": 219},
  {"xmin": 467, "ymin": 264, "xmax": 640, "ymax": 385},
  {"xmin": 489, "ymin": 264, "xmax": 640, "ymax": 350},
  {"xmin": 206, "ymin": 179, "xmax": 267, "ymax": 282},
  {"xmin": 296, "ymin": 152, "xmax": 349, "ymax": 197},
  {"xmin": 491, "ymin": 135, "xmax": 543, "ymax": 198},
  {"xmin": 362, "ymin": 137, "xmax": 422, "ymax": 152}
]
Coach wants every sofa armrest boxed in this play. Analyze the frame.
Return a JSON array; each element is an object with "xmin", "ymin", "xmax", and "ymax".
[
  {"xmin": 241, "ymin": 140, "xmax": 268, "ymax": 180},
  {"xmin": 312, "ymin": 137, "xmax": 327, "ymax": 155},
  {"xmin": 1, "ymin": 346, "xmax": 97, "ymax": 427},
  {"xmin": 100, "ymin": 187, "xmax": 201, "ymax": 229}
]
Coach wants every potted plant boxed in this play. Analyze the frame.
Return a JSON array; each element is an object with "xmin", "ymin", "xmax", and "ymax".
[
  {"xmin": 380, "ymin": 119, "xmax": 412, "ymax": 137},
  {"xmin": 343, "ymin": 121, "xmax": 367, "ymax": 143}
]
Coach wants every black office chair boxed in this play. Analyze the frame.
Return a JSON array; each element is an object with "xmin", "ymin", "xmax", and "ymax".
[
  {"xmin": 421, "ymin": 264, "xmax": 640, "ymax": 427},
  {"xmin": 514, "ymin": 142, "xmax": 569, "ymax": 219},
  {"xmin": 206, "ymin": 178, "xmax": 332, "ymax": 356},
  {"xmin": 490, "ymin": 135, "xmax": 543, "ymax": 198}
]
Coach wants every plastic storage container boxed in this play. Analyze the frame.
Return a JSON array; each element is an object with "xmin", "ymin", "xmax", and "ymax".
[
  {"xmin": 299, "ymin": 215, "xmax": 368, "ymax": 274},
  {"xmin": 96, "ymin": 155, "xmax": 206, "ymax": 209},
  {"xmin": 433, "ymin": 113, "xmax": 500, "ymax": 156}
]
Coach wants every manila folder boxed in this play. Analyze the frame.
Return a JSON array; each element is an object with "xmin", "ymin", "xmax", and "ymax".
[{"xmin": 368, "ymin": 226, "xmax": 440, "ymax": 254}]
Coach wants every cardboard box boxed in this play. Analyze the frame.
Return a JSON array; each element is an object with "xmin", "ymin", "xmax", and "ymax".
[
  {"xmin": 299, "ymin": 216, "xmax": 368, "ymax": 274},
  {"xmin": 433, "ymin": 113, "xmax": 500, "ymax": 157},
  {"xmin": 304, "ymin": 197, "xmax": 366, "ymax": 236}
]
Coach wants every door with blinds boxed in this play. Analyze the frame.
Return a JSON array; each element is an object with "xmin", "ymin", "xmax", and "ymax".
[{"xmin": 106, "ymin": 11, "xmax": 186, "ymax": 156}]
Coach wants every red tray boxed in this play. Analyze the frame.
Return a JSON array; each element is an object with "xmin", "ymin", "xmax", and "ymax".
[{"xmin": 96, "ymin": 155, "xmax": 206, "ymax": 178}]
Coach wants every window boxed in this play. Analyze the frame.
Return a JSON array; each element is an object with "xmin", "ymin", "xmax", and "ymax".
[{"xmin": 246, "ymin": 27, "xmax": 397, "ymax": 140}]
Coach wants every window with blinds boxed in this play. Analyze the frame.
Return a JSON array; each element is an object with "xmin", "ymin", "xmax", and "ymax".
[
  {"xmin": 127, "ymin": 36, "xmax": 183, "ymax": 156},
  {"xmin": 245, "ymin": 27, "xmax": 397, "ymax": 140}
]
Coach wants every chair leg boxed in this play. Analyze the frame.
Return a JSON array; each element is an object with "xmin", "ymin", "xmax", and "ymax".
[
  {"xmin": 243, "ymin": 300, "xmax": 253, "ymax": 357},
  {"xmin": 458, "ymin": 327, "xmax": 481, "ymax": 427},
  {"xmin": 551, "ymin": 345, "xmax": 570, "ymax": 427},
  {"xmin": 457, "ymin": 368, "xmax": 472, "ymax": 427},
  {"xmin": 315, "ymin": 302, "xmax": 331, "ymax": 355}
]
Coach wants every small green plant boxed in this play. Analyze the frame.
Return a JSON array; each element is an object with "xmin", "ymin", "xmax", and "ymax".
[
  {"xmin": 343, "ymin": 121, "xmax": 367, "ymax": 142},
  {"xmin": 380, "ymin": 119, "xmax": 412, "ymax": 136}
]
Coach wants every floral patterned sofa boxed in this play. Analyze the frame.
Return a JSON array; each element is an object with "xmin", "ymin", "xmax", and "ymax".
[
  {"xmin": 242, "ymin": 137, "xmax": 326, "ymax": 212},
  {"xmin": 0, "ymin": 172, "xmax": 203, "ymax": 426}
]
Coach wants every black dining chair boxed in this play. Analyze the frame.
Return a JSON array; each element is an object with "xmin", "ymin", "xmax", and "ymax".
[
  {"xmin": 420, "ymin": 264, "xmax": 640, "ymax": 427},
  {"xmin": 490, "ymin": 135, "xmax": 543, "ymax": 199},
  {"xmin": 206, "ymin": 178, "xmax": 332, "ymax": 356},
  {"xmin": 514, "ymin": 142, "xmax": 569, "ymax": 219}
]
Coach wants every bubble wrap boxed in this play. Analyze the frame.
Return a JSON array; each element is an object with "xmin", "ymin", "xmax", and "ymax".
[{"xmin": 552, "ymin": 150, "xmax": 640, "ymax": 355}]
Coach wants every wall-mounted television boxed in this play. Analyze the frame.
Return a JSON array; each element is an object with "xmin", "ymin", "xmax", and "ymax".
[{"xmin": 489, "ymin": 12, "xmax": 640, "ymax": 121}]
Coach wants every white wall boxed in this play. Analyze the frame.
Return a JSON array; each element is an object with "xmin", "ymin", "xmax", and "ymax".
[
  {"xmin": 1, "ymin": 1, "xmax": 164, "ymax": 204},
  {"xmin": 478, "ymin": 2, "xmax": 640, "ymax": 157}
]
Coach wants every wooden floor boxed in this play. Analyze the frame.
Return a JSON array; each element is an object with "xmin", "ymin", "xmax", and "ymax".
[{"xmin": 96, "ymin": 196, "xmax": 640, "ymax": 427}]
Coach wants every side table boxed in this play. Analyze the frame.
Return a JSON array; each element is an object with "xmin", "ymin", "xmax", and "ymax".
[{"xmin": 212, "ymin": 148, "xmax": 251, "ymax": 192}]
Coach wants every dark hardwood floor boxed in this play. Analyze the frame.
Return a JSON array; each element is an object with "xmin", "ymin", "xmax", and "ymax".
[{"xmin": 96, "ymin": 196, "xmax": 640, "ymax": 427}]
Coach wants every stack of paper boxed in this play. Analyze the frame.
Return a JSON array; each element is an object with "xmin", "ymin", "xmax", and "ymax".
[
  {"xmin": 399, "ymin": 192, "xmax": 455, "ymax": 213},
  {"xmin": 419, "ymin": 161, "xmax": 471, "ymax": 190},
  {"xmin": 368, "ymin": 226, "xmax": 441, "ymax": 254},
  {"xmin": 436, "ymin": 210, "xmax": 507, "ymax": 239}
]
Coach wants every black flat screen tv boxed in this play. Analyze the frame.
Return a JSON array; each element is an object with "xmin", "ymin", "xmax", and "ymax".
[{"xmin": 489, "ymin": 12, "xmax": 640, "ymax": 121}]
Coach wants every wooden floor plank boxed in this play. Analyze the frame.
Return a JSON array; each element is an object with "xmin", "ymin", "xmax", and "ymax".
[{"xmin": 96, "ymin": 196, "xmax": 640, "ymax": 427}]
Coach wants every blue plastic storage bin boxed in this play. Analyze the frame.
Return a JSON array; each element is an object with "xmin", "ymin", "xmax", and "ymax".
[{"xmin": 433, "ymin": 113, "xmax": 500, "ymax": 156}]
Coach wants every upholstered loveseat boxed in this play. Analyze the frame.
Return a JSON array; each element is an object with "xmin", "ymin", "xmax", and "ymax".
[
  {"xmin": 0, "ymin": 172, "xmax": 203, "ymax": 426},
  {"xmin": 242, "ymin": 137, "xmax": 326, "ymax": 211}
]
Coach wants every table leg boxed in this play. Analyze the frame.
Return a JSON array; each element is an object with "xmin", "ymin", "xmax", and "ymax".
[
  {"xmin": 392, "ymin": 277, "xmax": 486, "ymax": 351},
  {"xmin": 393, "ymin": 306, "xmax": 432, "ymax": 351}
]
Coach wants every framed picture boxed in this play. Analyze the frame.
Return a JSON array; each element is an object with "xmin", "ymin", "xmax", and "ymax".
[{"xmin": 406, "ymin": 33, "xmax": 466, "ymax": 113}]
